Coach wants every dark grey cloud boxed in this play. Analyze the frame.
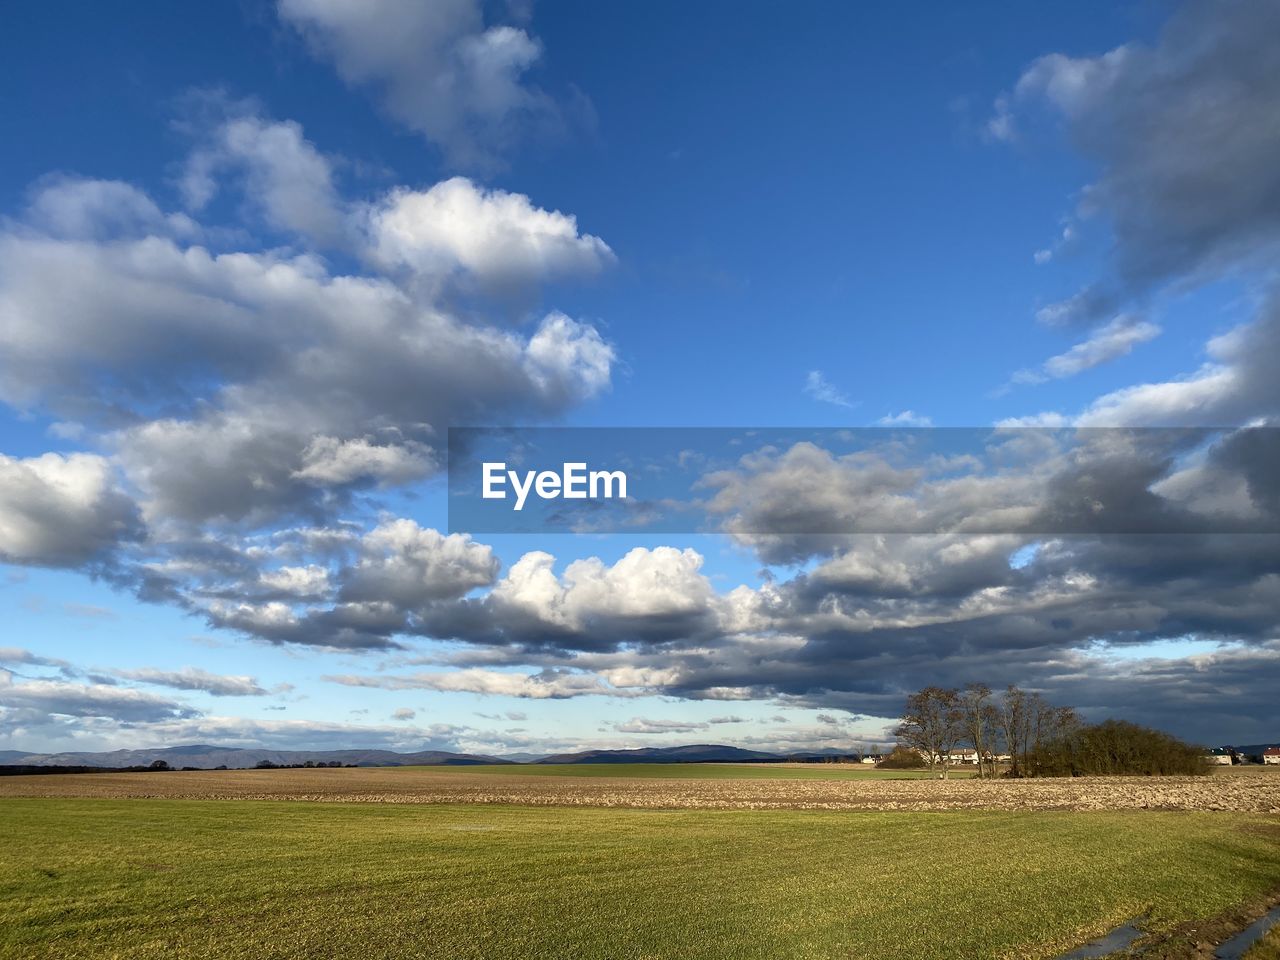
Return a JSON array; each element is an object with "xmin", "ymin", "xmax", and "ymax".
[
  {"xmin": 996, "ymin": 1, "xmax": 1280, "ymax": 325},
  {"xmin": 703, "ymin": 427, "xmax": 1280, "ymax": 564},
  {"xmin": 318, "ymin": 519, "xmax": 1280, "ymax": 743}
]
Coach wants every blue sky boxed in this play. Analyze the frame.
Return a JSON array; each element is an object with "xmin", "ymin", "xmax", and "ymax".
[{"xmin": 2, "ymin": 1, "xmax": 1278, "ymax": 756}]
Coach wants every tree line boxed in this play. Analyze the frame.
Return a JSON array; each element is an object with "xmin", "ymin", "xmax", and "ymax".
[{"xmin": 893, "ymin": 684, "xmax": 1208, "ymax": 777}]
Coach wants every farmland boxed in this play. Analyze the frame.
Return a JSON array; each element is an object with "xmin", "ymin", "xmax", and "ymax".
[
  {"xmin": 3, "ymin": 796, "xmax": 1280, "ymax": 960},
  {"xmin": 2, "ymin": 766, "xmax": 1280, "ymax": 958},
  {"xmin": 3, "ymin": 763, "xmax": 1280, "ymax": 812}
]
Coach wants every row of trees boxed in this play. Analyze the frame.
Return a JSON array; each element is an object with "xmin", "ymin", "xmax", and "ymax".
[
  {"xmin": 892, "ymin": 684, "xmax": 1206, "ymax": 777},
  {"xmin": 894, "ymin": 684, "xmax": 1077, "ymax": 778}
]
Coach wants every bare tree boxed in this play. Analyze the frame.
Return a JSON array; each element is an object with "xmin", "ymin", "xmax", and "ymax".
[
  {"xmin": 998, "ymin": 685, "xmax": 1027, "ymax": 777},
  {"xmin": 960, "ymin": 683, "xmax": 993, "ymax": 779},
  {"xmin": 895, "ymin": 687, "xmax": 964, "ymax": 779}
]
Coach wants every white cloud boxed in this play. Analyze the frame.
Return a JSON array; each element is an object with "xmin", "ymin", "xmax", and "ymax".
[
  {"xmin": 803, "ymin": 370, "xmax": 856, "ymax": 408},
  {"xmin": 292, "ymin": 436, "xmax": 435, "ymax": 486},
  {"xmin": 258, "ymin": 564, "xmax": 332, "ymax": 599},
  {"xmin": 491, "ymin": 546, "xmax": 714, "ymax": 635},
  {"xmin": 115, "ymin": 667, "xmax": 270, "ymax": 697},
  {"xmin": 364, "ymin": 177, "xmax": 614, "ymax": 293},
  {"xmin": 182, "ymin": 111, "xmax": 346, "ymax": 245},
  {"xmin": 876, "ymin": 411, "xmax": 932, "ymax": 427},
  {"xmin": 613, "ymin": 717, "xmax": 709, "ymax": 734},
  {"xmin": 0, "ymin": 673, "xmax": 197, "ymax": 722},
  {"xmin": 0, "ymin": 453, "xmax": 140, "ymax": 567},
  {"xmin": 25, "ymin": 177, "xmax": 198, "ymax": 242},
  {"xmin": 278, "ymin": 0, "xmax": 562, "ymax": 168},
  {"xmin": 1011, "ymin": 315, "xmax": 1161, "ymax": 387},
  {"xmin": 1074, "ymin": 304, "xmax": 1280, "ymax": 426},
  {"xmin": 0, "ymin": 111, "xmax": 616, "ymax": 535},
  {"xmin": 340, "ymin": 520, "xmax": 499, "ymax": 606},
  {"xmin": 328, "ymin": 667, "xmax": 629, "ymax": 699}
]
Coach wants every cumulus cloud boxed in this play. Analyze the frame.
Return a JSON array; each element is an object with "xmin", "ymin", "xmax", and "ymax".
[
  {"xmin": 25, "ymin": 177, "xmax": 198, "ymax": 242},
  {"xmin": 0, "ymin": 117, "xmax": 614, "ymax": 531},
  {"xmin": 126, "ymin": 522, "xmax": 499, "ymax": 652},
  {"xmin": 278, "ymin": 0, "xmax": 565, "ymax": 168},
  {"xmin": 364, "ymin": 177, "xmax": 614, "ymax": 295},
  {"xmin": 445, "ymin": 546, "xmax": 719, "ymax": 651},
  {"xmin": 339, "ymin": 521, "xmax": 499, "ymax": 606},
  {"xmin": 0, "ymin": 453, "xmax": 141, "ymax": 568},
  {"xmin": 257, "ymin": 564, "xmax": 331, "ymax": 599},
  {"xmin": 698, "ymin": 427, "xmax": 1280, "ymax": 561},
  {"xmin": 6, "ymin": 3, "xmax": 1280, "ymax": 754},
  {"xmin": 292, "ymin": 436, "xmax": 435, "ymax": 487},
  {"xmin": 180, "ymin": 107, "xmax": 347, "ymax": 245}
]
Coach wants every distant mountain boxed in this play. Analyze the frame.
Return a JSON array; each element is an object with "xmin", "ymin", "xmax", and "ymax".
[
  {"xmin": 537, "ymin": 744, "xmax": 797, "ymax": 764},
  {"xmin": 2, "ymin": 744, "xmax": 510, "ymax": 770},
  {"xmin": 0, "ymin": 742, "xmax": 870, "ymax": 770}
]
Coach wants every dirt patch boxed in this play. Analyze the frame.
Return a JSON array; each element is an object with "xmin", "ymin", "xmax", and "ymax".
[{"xmin": 3, "ymin": 767, "xmax": 1280, "ymax": 812}]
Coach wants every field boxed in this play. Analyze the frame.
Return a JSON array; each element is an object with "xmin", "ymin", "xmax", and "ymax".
[
  {"xmin": 3, "ymin": 763, "xmax": 1280, "ymax": 812},
  {"xmin": 3, "ymin": 766, "xmax": 1280, "ymax": 959},
  {"xmin": 398, "ymin": 762, "xmax": 969, "ymax": 779}
]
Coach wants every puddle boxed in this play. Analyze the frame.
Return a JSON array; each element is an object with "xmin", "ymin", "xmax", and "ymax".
[
  {"xmin": 1214, "ymin": 903, "xmax": 1280, "ymax": 960},
  {"xmin": 1056, "ymin": 921, "xmax": 1145, "ymax": 959}
]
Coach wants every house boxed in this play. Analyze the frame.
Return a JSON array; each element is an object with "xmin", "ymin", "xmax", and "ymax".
[
  {"xmin": 1204, "ymin": 748, "xmax": 1232, "ymax": 765},
  {"xmin": 947, "ymin": 748, "xmax": 979, "ymax": 764},
  {"xmin": 1264, "ymin": 747, "xmax": 1280, "ymax": 765},
  {"xmin": 859, "ymin": 755, "xmax": 879, "ymax": 765}
]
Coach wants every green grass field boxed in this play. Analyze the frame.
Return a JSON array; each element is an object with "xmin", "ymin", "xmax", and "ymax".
[
  {"xmin": 3, "ymin": 799, "xmax": 1278, "ymax": 960},
  {"xmin": 409, "ymin": 762, "xmax": 965, "ymax": 780}
]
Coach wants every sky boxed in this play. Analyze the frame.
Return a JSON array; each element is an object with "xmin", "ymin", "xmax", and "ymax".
[{"xmin": 1, "ymin": 0, "xmax": 1278, "ymax": 757}]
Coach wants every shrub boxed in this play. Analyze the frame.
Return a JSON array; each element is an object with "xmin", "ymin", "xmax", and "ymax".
[
  {"xmin": 1029, "ymin": 719, "xmax": 1210, "ymax": 777},
  {"xmin": 876, "ymin": 746, "xmax": 924, "ymax": 769}
]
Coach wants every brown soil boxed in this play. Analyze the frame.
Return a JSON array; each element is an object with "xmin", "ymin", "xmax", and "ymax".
[{"xmin": 3, "ymin": 767, "xmax": 1280, "ymax": 812}]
